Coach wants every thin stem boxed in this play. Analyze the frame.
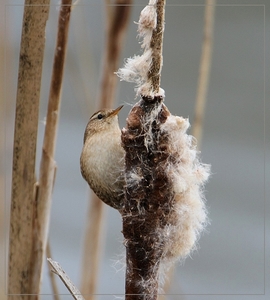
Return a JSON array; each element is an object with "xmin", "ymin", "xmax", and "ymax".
[
  {"xmin": 192, "ymin": 0, "xmax": 215, "ymax": 148},
  {"xmin": 148, "ymin": 0, "xmax": 166, "ymax": 93},
  {"xmin": 80, "ymin": 1, "xmax": 132, "ymax": 299},
  {"xmin": 99, "ymin": 0, "xmax": 132, "ymax": 107},
  {"xmin": 30, "ymin": 0, "xmax": 72, "ymax": 296},
  {"xmin": 80, "ymin": 193, "xmax": 105, "ymax": 299},
  {"xmin": 48, "ymin": 259, "xmax": 85, "ymax": 300},
  {"xmin": 46, "ymin": 243, "xmax": 61, "ymax": 300}
]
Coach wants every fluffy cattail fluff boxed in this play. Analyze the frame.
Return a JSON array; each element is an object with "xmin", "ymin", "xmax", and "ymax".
[
  {"xmin": 116, "ymin": 0, "xmax": 162, "ymax": 96},
  {"xmin": 158, "ymin": 114, "xmax": 210, "ymax": 265}
]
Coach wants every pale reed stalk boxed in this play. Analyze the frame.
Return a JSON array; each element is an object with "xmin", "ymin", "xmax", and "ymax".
[
  {"xmin": 8, "ymin": 1, "xmax": 49, "ymax": 299},
  {"xmin": 192, "ymin": 0, "xmax": 216, "ymax": 148},
  {"xmin": 80, "ymin": 2, "xmax": 132, "ymax": 300},
  {"xmin": 30, "ymin": 1, "xmax": 72, "ymax": 297}
]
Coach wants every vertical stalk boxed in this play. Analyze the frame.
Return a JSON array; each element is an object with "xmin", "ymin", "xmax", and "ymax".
[
  {"xmin": 8, "ymin": 1, "xmax": 50, "ymax": 298},
  {"xmin": 99, "ymin": 0, "xmax": 132, "ymax": 106},
  {"xmin": 30, "ymin": 0, "xmax": 72, "ymax": 296},
  {"xmin": 46, "ymin": 243, "xmax": 61, "ymax": 300},
  {"xmin": 192, "ymin": 0, "xmax": 215, "ymax": 147},
  {"xmin": 148, "ymin": 0, "xmax": 166, "ymax": 93},
  {"xmin": 0, "ymin": 3, "xmax": 6, "ymax": 299}
]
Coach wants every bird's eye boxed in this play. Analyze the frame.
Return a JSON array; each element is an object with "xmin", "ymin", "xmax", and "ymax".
[{"xmin": 97, "ymin": 113, "xmax": 103, "ymax": 120}]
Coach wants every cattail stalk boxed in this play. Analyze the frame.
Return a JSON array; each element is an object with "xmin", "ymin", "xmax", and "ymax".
[{"xmin": 117, "ymin": 1, "xmax": 210, "ymax": 299}]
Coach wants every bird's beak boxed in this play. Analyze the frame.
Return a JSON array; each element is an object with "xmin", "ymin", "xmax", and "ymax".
[{"xmin": 109, "ymin": 105, "xmax": 124, "ymax": 117}]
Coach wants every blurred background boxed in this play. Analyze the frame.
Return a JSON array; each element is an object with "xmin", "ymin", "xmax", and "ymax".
[{"xmin": 1, "ymin": 0, "xmax": 270, "ymax": 299}]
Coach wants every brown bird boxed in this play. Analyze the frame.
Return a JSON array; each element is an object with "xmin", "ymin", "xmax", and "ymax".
[{"xmin": 80, "ymin": 105, "xmax": 125, "ymax": 210}]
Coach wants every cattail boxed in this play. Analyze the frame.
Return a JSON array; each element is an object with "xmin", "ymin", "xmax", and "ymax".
[{"xmin": 117, "ymin": 0, "xmax": 210, "ymax": 297}]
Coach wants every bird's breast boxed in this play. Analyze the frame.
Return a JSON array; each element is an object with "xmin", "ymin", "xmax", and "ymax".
[{"xmin": 80, "ymin": 130, "xmax": 125, "ymax": 200}]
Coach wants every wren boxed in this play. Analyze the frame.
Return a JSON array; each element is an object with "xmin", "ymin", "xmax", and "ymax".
[{"xmin": 80, "ymin": 106, "xmax": 125, "ymax": 210}]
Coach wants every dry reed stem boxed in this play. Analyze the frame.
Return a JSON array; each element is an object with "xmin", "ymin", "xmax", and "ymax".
[
  {"xmin": 80, "ymin": 192, "xmax": 105, "ymax": 299},
  {"xmin": 47, "ymin": 259, "xmax": 85, "ymax": 300},
  {"xmin": 0, "ymin": 4, "xmax": 6, "ymax": 299},
  {"xmin": 80, "ymin": 1, "xmax": 132, "ymax": 299},
  {"xmin": 99, "ymin": 0, "xmax": 132, "ymax": 105},
  {"xmin": 30, "ymin": 0, "xmax": 72, "ymax": 296},
  {"xmin": 192, "ymin": 0, "xmax": 215, "ymax": 148},
  {"xmin": 148, "ymin": 0, "xmax": 165, "ymax": 93},
  {"xmin": 8, "ymin": 1, "xmax": 50, "ymax": 298}
]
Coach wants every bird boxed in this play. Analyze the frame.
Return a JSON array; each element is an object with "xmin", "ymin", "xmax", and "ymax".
[{"xmin": 80, "ymin": 105, "xmax": 125, "ymax": 210}]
